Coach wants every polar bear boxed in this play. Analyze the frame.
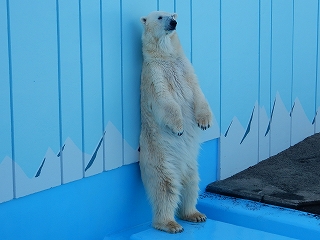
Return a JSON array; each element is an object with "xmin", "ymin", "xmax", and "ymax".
[{"xmin": 139, "ymin": 11, "xmax": 213, "ymax": 233}]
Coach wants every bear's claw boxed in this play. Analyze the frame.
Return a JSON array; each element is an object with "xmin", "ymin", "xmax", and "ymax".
[
  {"xmin": 177, "ymin": 130, "xmax": 184, "ymax": 136},
  {"xmin": 196, "ymin": 110, "xmax": 212, "ymax": 131},
  {"xmin": 198, "ymin": 123, "xmax": 210, "ymax": 131},
  {"xmin": 179, "ymin": 211, "xmax": 207, "ymax": 223}
]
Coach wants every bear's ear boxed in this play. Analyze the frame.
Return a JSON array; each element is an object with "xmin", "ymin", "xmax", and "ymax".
[
  {"xmin": 140, "ymin": 17, "xmax": 147, "ymax": 24},
  {"xmin": 173, "ymin": 13, "xmax": 178, "ymax": 20}
]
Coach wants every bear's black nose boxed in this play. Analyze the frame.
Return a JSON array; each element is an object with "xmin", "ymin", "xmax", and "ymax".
[{"xmin": 170, "ymin": 19, "xmax": 177, "ymax": 28}]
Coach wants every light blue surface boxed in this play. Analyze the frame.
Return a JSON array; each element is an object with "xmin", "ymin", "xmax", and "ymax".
[{"xmin": 130, "ymin": 219, "xmax": 296, "ymax": 240}]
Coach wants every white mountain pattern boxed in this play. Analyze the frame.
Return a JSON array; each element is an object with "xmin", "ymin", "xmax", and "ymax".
[{"xmin": 0, "ymin": 96, "xmax": 318, "ymax": 202}]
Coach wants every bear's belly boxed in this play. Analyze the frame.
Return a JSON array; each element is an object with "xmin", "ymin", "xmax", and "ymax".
[{"xmin": 140, "ymin": 98, "xmax": 200, "ymax": 160}]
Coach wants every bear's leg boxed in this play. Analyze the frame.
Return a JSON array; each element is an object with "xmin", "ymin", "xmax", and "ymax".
[
  {"xmin": 177, "ymin": 170, "xmax": 207, "ymax": 223},
  {"xmin": 148, "ymin": 174, "xmax": 184, "ymax": 233}
]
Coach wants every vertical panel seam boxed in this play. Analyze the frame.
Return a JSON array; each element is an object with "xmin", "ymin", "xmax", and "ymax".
[
  {"xmin": 258, "ymin": 0, "xmax": 261, "ymax": 163},
  {"xmin": 315, "ymin": 0, "xmax": 320, "ymax": 131},
  {"xmin": 269, "ymin": 0, "xmax": 273, "ymax": 158},
  {"xmin": 120, "ymin": 0, "xmax": 124, "ymax": 166},
  {"xmin": 6, "ymin": 0, "xmax": 16, "ymax": 199},
  {"xmin": 219, "ymin": 0, "xmax": 222, "ymax": 136},
  {"xmin": 78, "ymin": 0, "xmax": 85, "ymax": 178},
  {"xmin": 218, "ymin": 0, "xmax": 222, "ymax": 180},
  {"xmin": 290, "ymin": 0, "xmax": 295, "ymax": 146},
  {"xmin": 190, "ymin": 0, "xmax": 192, "ymax": 63},
  {"xmin": 56, "ymin": 0, "xmax": 63, "ymax": 184},
  {"xmin": 99, "ymin": 0, "xmax": 106, "ymax": 170}
]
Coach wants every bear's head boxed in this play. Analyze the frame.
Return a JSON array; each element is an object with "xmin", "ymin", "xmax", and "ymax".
[{"xmin": 140, "ymin": 11, "xmax": 178, "ymax": 39}]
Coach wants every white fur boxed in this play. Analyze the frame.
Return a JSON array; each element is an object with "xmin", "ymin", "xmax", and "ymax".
[{"xmin": 139, "ymin": 11, "xmax": 213, "ymax": 234}]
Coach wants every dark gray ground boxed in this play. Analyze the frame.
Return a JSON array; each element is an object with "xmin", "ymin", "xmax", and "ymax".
[{"xmin": 206, "ymin": 133, "xmax": 320, "ymax": 215}]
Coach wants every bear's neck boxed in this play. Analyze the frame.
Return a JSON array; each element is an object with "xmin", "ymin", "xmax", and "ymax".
[{"xmin": 142, "ymin": 32, "xmax": 182, "ymax": 59}]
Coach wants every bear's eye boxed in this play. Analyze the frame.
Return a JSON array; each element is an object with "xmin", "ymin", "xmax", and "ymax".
[{"xmin": 158, "ymin": 16, "xmax": 162, "ymax": 20}]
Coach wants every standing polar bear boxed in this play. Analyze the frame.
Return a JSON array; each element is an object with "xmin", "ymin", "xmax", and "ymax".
[{"xmin": 139, "ymin": 11, "xmax": 213, "ymax": 233}]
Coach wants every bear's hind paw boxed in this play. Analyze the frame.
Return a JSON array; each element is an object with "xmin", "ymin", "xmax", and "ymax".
[
  {"xmin": 180, "ymin": 211, "xmax": 207, "ymax": 223},
  {"xmin": 153, "ymin": 220, "xmax": 184, "ymax": 234}
]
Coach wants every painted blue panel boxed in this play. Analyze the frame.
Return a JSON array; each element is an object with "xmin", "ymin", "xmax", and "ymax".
[
  {"xmin": 81, "ymin": 0, "xmax": 103, "ymax": 153},
  {"xmin": 220, "ymin": 0, "xmax": 259, "ymax": 133},
  {"xmin": 81, "ymin": 0, "xmax": 104, "ymax": 174},
  {"xmin": 58, "ymin": 0, "xmax": 82, "ymax": 150},
  {"xmin": 0, "ymin": 0, "xmax": 11, "ymax": 161},
  {"xmin": 101, "ymin": 1, "xmax": 123, "ymax": 170},
  {"xmin": 175, "ymin": 0, "xmax": 191, "ymax": 61},
  {"xmin": 318, "ymin": 0, "xmax": 320, "ymax": 133},
  {"xmin": 292, "ymin": 0, "xmax": 318, "ymax": 122},
  {"xmin": 192, "ymin": 0, "xmax": 220, "ymax": 137},
  {"xmin": 291, "ymin": 0, "xmax": 318, "ymax": 144},
  {"xmin": 101, "ymin": 0, "xmax": 122, "ymax": 136},
  {"xmin": 0, "ymin": 0, "xmax": 13, "ymax": 203},
  {"xmin": 259, "ymin": 0, "xmax": 272, "ymax": 118},
  {"xmin": 271, "ymin": 0, "xmax": 293, "ymax": 113},
  {"xmin": 158, "ymin": 0, "xmax": 174, "ymax": 12},
  {"xmin": 58, "ymin": 0, "xmax": 83, "ymax": 182},
  {"xmin": 122, "ymin": 0, "xmax": 157, "ymax": 164},
  {"xmin": 259, "ymin": 0, "xmax": 272, "ymax": 161},
  {"xmin": 219, "ymin": 0, "xmax": 259, "ymax": 178},
  {"xmin": 270, "ymin": 0, "xmax": 293, "ymax": 154},
  {"xmin": 10, "ymin": 0, "xmax": 60, "ymax": 178}
]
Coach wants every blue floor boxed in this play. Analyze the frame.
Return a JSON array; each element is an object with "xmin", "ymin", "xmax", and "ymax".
[
  {"xmin": 105, "ymin": 192, "xmax": 320, "ymax": 240},
  {"xmin": 130, "ymin": 219, "xmax": 295, "ymax": 240}
]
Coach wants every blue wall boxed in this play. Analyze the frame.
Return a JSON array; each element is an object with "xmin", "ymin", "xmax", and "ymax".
[{"xmin": 0, "ymin": 163, "xmax": 150, "ymax": 240}]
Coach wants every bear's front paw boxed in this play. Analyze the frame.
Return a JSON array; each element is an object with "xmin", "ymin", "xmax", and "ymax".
[
  {"xmin": 171, "ymin": 120, "xmax": 184, "ymax": 136},
  {"xmin": 196, "ymin": 110, "xmax": 212, "ymax": 130},
  {"xmin": 164, "ymin": 105, "xmax": 184, "ymax": 136}
]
